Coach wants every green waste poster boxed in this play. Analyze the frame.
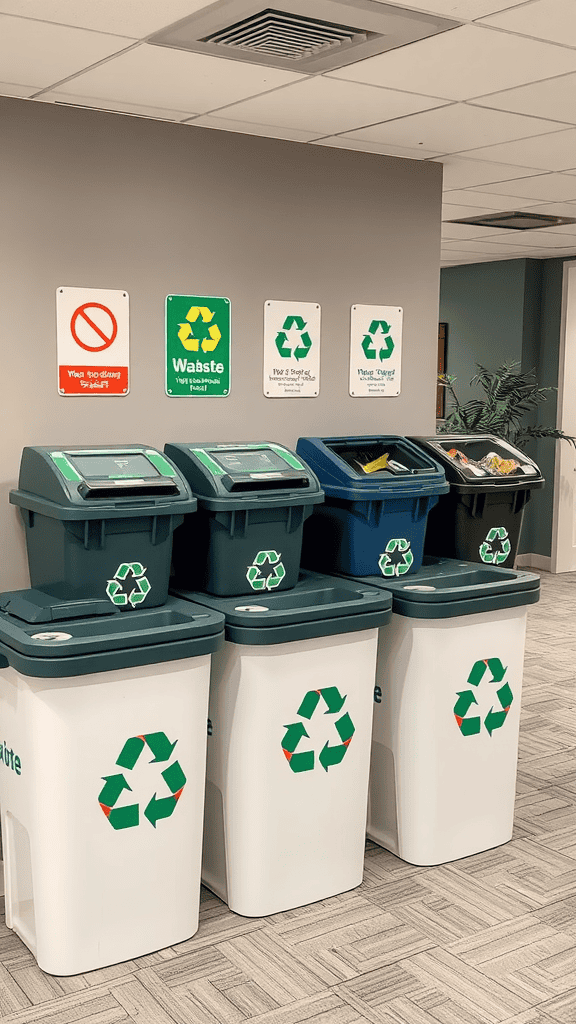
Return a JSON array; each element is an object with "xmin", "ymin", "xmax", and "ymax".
[{"xmin": 166, "ymin": 295, "xmax": 230, "ymax": 397}]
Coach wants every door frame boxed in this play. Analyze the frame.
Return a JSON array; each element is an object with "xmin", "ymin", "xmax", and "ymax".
[{"xmin": 551, "ymin": 259, "xmax": 576, "ymax": 573}]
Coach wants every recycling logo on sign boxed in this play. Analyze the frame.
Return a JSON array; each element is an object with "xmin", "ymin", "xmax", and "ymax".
[
  {"xmin": 246, "ymin": 550, "xmax": 286, "ymax": 591},
  {"xmin": 275, "ymin": 315, "xmax": 313, "ymax": 361},
  {"xmin": 178, "ymin": 305, "xmax": 221, "ymax": 353},
  {"xmin": 454, "ymin": 658, "xmax": 514, "ymax": 737},
  {"xmin": 378, "ymin": 539, "xmax": 414, "ymax": 577},
  {"xmin": 282, "ymin": 687, "xmax": 355, "ymax": 773},
  {"xmin": 362, "ymin": 320, "xmax": 394, "ymax": 362},
  {"xmin": 480, "ymin": 527, "xmax": 511, "ymax": 564},
  {"xmin": 106, "ymin": 562, "xmax": 151, "ymax": 608},
  {"xmin": 99, "ymin": 732, "xmax": 186, "ymax": 830}
]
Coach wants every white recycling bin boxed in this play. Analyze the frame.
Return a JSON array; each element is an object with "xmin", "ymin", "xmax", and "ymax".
[
  {"xmin": 365, "ymin": 559, "xmax": 540, "ymax": 865},
  {"xmin": 175, "ymin": 572, "xmax": 392, "ymax": 917},
  {"xmin": 0, "ymin": 591, "xmax": 224, "ymax": 975}
]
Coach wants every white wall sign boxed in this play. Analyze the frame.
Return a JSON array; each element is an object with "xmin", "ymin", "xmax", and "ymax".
[
  {"xmin": 56, "ymin": 286, "xmax": 130, "ymax": 396},
  {"xmin": 349, "ymin": 304, "xmax": 402, "ymax": 397},
  {"xmin": 263, "ymin": 300, "xmax": 320, "ymax": 398}
]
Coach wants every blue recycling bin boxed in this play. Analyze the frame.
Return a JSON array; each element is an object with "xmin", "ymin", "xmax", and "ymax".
[{"xmin": 296, "ymin": 436, "xmax": 448, "ymax": 578}]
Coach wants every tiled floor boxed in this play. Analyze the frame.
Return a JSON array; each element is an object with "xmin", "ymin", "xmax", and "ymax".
[{"xmin": 0, "ymin": 570, "xmax": 575, "ymax": 1024}]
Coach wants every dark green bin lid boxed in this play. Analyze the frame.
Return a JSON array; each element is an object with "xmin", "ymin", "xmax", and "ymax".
[
  {"xmin": 164, "ymin": 442, "xmax": 324, "ymax": 512},
  {"xmin": 10, "ymin": 445, "xmax": 197, "ymax": 521},
  {"xmin": 0, "ymin": 591, "xmax": 224, "ymax": 677},
  {"xmin": 172, "ymin": 570, "xmax": 392, "ymax": 645},
  {"xmin": 348, "ymin": 557, "xmax": 540, "ymax": 618}
]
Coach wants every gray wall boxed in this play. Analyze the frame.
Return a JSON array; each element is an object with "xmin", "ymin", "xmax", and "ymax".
[{"xmin": 0, "ymin": 97, "xmax": 443, "ymax": 591}]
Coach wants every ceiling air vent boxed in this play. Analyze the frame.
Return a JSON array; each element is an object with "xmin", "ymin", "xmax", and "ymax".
[
  {"xmin": 448, "ymin": 212, "xmax": 576, "ymax": 231},
  {"xmin": 149, "ymin": 0, "xmax": 460, "ymax": 74}
]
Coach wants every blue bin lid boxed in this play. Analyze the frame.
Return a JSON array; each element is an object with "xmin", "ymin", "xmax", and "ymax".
[
  {"xmin": 0, "ymin": 590, "xmax": 224, "ymax": 677},
  {"xmin": 165, "ymin": 441, "xmax": 324, "ymax": 511},
  {"xmin": 351, "ymin": 557, "xmax": 540, "ymax": 618},
  {"xmin": 296, "ymin": 436, "xmax": 448, "ymax": 501},
  {"xmin": 10, "ymin": 445, "xmax": 197, "ymax": 521},
  {"xmin": 172, "ymin": 570, "xmax": 391, "ymax": 645}
]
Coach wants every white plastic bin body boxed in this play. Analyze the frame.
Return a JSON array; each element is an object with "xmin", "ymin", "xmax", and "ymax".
[
  {"xmin": 202, "ymin": 628, "xmax": 378, "ymax": 917},
  {"xmin": 368, "ymin": 606, "xmax": 528, "ymax": 865},
  {"xmin": 0, "ymin": 656, "xmax": 211, "ymax": 975}
]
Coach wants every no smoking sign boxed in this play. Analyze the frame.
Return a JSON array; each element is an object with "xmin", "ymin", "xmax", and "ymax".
[{"xmin": 57, "ymin": 287, "xmax": 129, "ymax": 396}]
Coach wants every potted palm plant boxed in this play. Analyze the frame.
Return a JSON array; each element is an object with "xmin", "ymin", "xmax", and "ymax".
[{"xmin": 438, "ymin": 361, "xmax": 576, "ymax": 448}]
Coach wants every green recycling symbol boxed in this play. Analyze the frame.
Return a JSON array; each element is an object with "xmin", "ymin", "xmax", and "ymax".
[
  {"xmin": 246, "ymin": 550, "xmax": 286, "ymax": 591},
  {"xmin": 480, "ymin": 527, "xmax": 511, "ymax": 565},
  {"xmin": 106, "ymin": 562, "xmax": 151, "ymax": 607},
  {"xmin": 275, "ymin": 315, "xmax": 313, "ymax": 361},
  {"xmin": 378, "ymin": 539, "xmax": 414, "ymax": 577},
  {"xmin": 454, "ymin": 658, "xmax": 514, "ymax": 737},
  {"xmin": 282, "ymin": 687, "xmax": 355, "ymax": 773},
  {"xmin": 362, "ymin": 320, "xmax": 394, "ymax": 362},
  {"xmin": 99, "ymin": 732, "xmax": 186, "ymax": 830}
]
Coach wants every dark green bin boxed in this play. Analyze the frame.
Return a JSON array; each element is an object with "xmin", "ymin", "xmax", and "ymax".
[{"xmin": 10, "ymin": 446, "xmax": 196, "ymax": 610}]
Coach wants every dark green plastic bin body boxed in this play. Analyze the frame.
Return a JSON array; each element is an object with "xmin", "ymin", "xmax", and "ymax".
[{"xmin": 165, "ymin": 442, "xmax": 324, "ymax": 598}]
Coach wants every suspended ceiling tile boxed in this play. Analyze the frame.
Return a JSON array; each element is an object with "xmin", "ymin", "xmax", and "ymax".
[
  {"xmin": 442, "ymin": 202, "xmax": 506, "ymax": 218},
  {"xmin": 486, "ymin": 229, "xmax": 576, "ymax": 246},
  {"xmin": 311, "ymin": 136, "xmax": 441, "ymax": 158},
  {"xmin": 527, "ymin": 202, "xmax": 576, "ymax": 216},
  {"xmin": 441, "ymin": 189, "xmax": 541, "ymax": 209},
  {"xmin": 441, "ymin": 238, "xmax": 545, "ymax": 252},
  {"xmin": 474, "ymin": 72, "xmax": 576, "ymax": 125},
  {"xmin": 0, "ymin": 82, "xmax": 37, "ymax": 97},
  {"xmin": 441, "ymin": 222, "xmax": 512, "ymax": 238},
  {"xmin": 481, "ymin": 0, "xmax": 576, "ymax": 47},
  {"xmin": 206, "ymin": 78, "xmax": 449, "ymax": 136},
  {"xmin": 342, "ymin": 104, "xmax": 561, "ymax": 154},
  {"xmin": 455, "ymin": 127, "xmax": 576, "ymax": 171},
  {"xmin": 436, "ymin": 156, "xmax": 542, "ymax": 189},
  {"xmin": 187, "ymin": 115, "xmax": 319, "ymax": 142},
  {"xmin": 368, "ymin": 0, "xmax": 532, "ymax": 19},
  {"xmin": 474, "ymin": 173, "xmax": 576, "ymax": 201},
  {"xmin": 324, "ymin": 25, "xmax": 576, "ymax": 102},
  {"xmin": 0, "ymin": 0, "xmax": 217, "ymax": 37},
  {"xmin": 0, "ymin": 14, "xmax": 135, "ymax": 89},
  {"xmin": 43, "ymin": 94, "xmax": 192, "ymax": 121},
  {"xmin": 44, "ymin": 43, "xmax": 304, "ymax": 114}
]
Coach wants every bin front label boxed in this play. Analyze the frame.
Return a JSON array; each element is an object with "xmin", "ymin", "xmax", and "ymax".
[
  {"xmin": 282, "ymin": 688, "xmax": 355, "ymax": 773},
  {"xmin": 99, "ymin": 731, "xmax": 186, "ymax": 830},
  {"xmin": 454, "ymin": 658, "xmax": 513, "ymax": 737},
  {"xmin": 246, "ymin": 550, "xmax": 286, "ymax": 591},
  {"xmin": 378, "ymin": 539, "xmax": 414, "ymax": 577},
  {"xmin": 106, "ymin": 562, "xmax": 151, "ymax": 607},
  {"xmin": 480, "ymin": 527, "xmax": 512, "ymax": 565}
]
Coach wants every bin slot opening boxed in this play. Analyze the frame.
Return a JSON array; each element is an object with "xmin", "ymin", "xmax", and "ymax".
[
  {"xmin": 326, "ymin": 441, "xmax": 433, "ymax": 477},
  {"xmin": 225, "ymin": 475, "xmax": 311, "ymax": 493},
  {"xmin": 237, "ymin": 587, "xmax": 363, "ymax": 611},
  {"xmin": 209, "ymin": 448, "xmax": 295, "ymax": 476},
  {"xmin": 77, "ymin": 480, "xmax": 179, "ymax": 499}
]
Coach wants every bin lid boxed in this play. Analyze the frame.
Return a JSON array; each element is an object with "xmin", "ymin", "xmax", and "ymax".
[
  {"xmin": 172, "ymin": 569, "xmax": 391, "ymax": 644},
  {"xmin": 10, "ymin": 445, "xmax": 197, "ymax": 521},
  {"xmin": 164, "ymin": 442, "xmax": 324, "ymax": 511},
  {"xmin": 295, "ymin": 436, "xmax": 449, "ymax": 501},
  {"xmin": 351, "ymin": 556, "xmax": 540, "ymax": 618},
  {"xmin": 0, "ymin": 590, "xmax": 224, "ymax": 677},
  {"xmin": 410, "ymin": 435, "xmax": 544, "ymax": 493}
]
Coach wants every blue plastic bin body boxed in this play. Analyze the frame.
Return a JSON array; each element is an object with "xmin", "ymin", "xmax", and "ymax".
[{"xmin": 296, "ymin": 436, "xmax": 448, "ymax": 578}]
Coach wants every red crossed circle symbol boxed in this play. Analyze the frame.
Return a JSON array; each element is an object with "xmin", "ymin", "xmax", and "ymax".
[{"xmin": 70, "ymin": 302, "xmax": 118, "ymax": 352}]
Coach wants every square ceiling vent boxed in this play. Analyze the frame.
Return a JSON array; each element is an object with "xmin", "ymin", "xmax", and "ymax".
[
  {"xmin": 448, "ymin": 211, "xmax": 576, "ymax": 231},
  {"xmin": 148, "ymin": 0, "xmax": 460, "ymax": 73}
]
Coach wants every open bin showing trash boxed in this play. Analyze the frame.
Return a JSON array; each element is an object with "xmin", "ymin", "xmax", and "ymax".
[
  {"xmin": 165, "ymin": 442, "xmax": 323, "ymax": 596},
  {"xmin": 0, "ymin": 588, "xmax": 224, "ymax": 975},
  {"xmin": 296, "ymin": 435, "xmax": 448, "ymax": 577},
  {"xmin": 410, "ymin": 434, "xmax": 544, "ymax": 567},
  {"xmin": 361, "ymin": 557, "xmax": 540, "ymax": 865},
  {"xmin": 9, "ymin": 446, "xmax": 195, "ymax": 609},
  {"xmin": 173, "ymin": 570, "xmax": 391, "ymax": 917}
]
